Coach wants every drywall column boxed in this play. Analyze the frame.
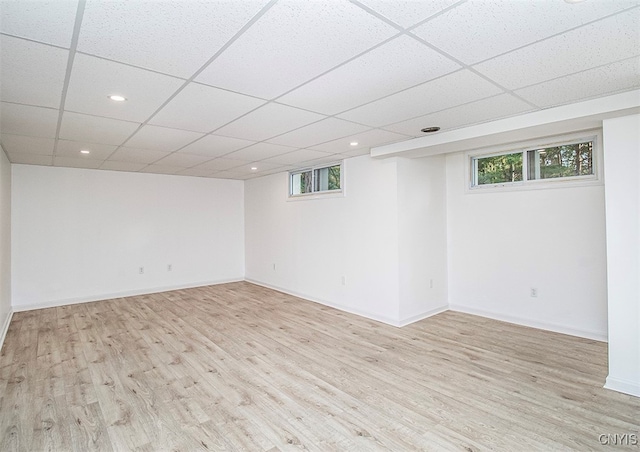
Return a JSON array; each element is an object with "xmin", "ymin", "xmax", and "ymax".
[
  {"xmin": 397, "ymin": 156, "xmax": 448, "ymax": 324},
  {"xmin": 603, "ymin": 114, "xmax": 640, "ymax": 397},
  {"xmin": 0, "ymin": 147, "xmax": 12, "ymax": 345}
]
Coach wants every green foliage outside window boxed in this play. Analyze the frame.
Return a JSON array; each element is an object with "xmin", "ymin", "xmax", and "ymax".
[
  {"xmin": 476, "ymin": 152, "xmax": 523, "ymax": 185},
  {"xmin": 528, "ymin": 142, "xmax": 593, "ymax": 180},
  {"xmin": 327, "ymin": 165, "xmax": 341, "ymax": 190},
  {"xmin": 290, "ymin": 164, "xmax": 341, "ymax": 196},
  {"xmin": 474, "ymin": 139, "xmax": 594, "ymax": 187}
]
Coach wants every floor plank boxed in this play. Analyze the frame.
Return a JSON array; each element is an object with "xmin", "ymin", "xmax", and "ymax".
[{"xmin": 0, "ymin": 282, "xmax": 638, "ymax": 451}]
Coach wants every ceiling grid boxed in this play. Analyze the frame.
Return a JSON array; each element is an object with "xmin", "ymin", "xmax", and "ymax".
[{"xmin": 0, "ymin": 0, "xmax": 638, "ymax": 179}]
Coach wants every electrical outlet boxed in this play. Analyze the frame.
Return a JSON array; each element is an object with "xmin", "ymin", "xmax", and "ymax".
[
  {"xmin": 341, "ymin": 276, "xmax": 346, "ymax": 286},
  {"xmin": 530, "ymin": 287, "xmax": 538, "ymax": 297},
  {"xmin": 167, "ymin": 264, "xmax": 172, "ymax": 271},
  {"xmin": 139, "ymin": 267, "xmax": 144, "ymax": 274},
  {"xmin": 273, "ymin": 263, "xmax": 276, "ymax": 271},
  {"xmin": 429, "ymin": 279, "xmax": 433, "ymax": 289}
]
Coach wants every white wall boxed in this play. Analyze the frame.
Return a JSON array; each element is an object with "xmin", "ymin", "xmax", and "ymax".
[
  {"xmin": 397, "ymin": 156, "xmax": 448, "ymax": 323},
  {"xmin": 245, "ymin": 155, "xmax": 401, "ymax": 323},
  {"xmin": 603, "ymin": 114, "xmax": 640, "ymax": 397},
  {"xmin": 245, "ymin": 154, "xmax": 450, "ymax": 326},
  {"xmin": 446, "ymin": 152, "xmax": 608, "ymax": 340},
  {"xmin": 0, "ymin": 146, "xmax": 12, "ymax": 344},
  {"xmin": 11, "ymin": 165, "xmax": 245, "ymax": 310}
]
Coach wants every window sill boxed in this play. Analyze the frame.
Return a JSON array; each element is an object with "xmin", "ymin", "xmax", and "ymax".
[
  {"xmin": 466, "ymin": 175, "xmax": 602, "ymax": 194},
  {"xmin": 287, "ymin": 190, "xmax": 345, "ymax": 201}
]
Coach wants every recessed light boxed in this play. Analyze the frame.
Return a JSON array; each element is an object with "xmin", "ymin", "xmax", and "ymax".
[
  {"xmin": 564, "ymin": 0, "xmax": 585, "ymax": 3},
  {"xmin": 421, "ymin": 126, "xmax": 441, "ymax": 133},
  {"xmin": 108, "ymin": 95, "xmax": 127, "ymax": 102},
  {"xmin": 251, "ymin": 167, "xmax": 258, "ymax": 171},
  {"xmin": 350, "ymin": 141, "xmax": 359, "ymax": 146},
  {"xmin": 80, "ymin": 149, "xmax": 90, "ymax": 154}
]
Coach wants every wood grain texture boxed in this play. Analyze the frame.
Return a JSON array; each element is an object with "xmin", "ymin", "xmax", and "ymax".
[{"xmin": 1, "ymin": 282, "xmax": 638, "ymax": 451}]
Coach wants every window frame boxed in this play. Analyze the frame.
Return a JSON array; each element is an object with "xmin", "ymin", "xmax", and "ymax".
[
  {"xmin": 288, "ymin": 161, "xmax": 344, "ymax": 200},
  {"xmin": 466, "ymin": 130, "xmax": 603, "ymax": 193}
]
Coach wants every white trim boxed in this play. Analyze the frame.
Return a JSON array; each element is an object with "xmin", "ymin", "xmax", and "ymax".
[
  {"xmin": 465, "ymin": 130, "xmax": 603, "ymax": 193},
  {"xmin": 604, "ymin": 376, "xmax": 640, "ymax": 398},
  {"xmin": 397, "ymin": 305, "xmax": 448, "ymax": 327},
  {"xmin": 0, "ymin": 310, "xmax": 13, "ymax": 352},
  {"xmin": 246, "ymin": 279, "xmax": 447, "ymax": 327},
  {"xmin": 371, "ymin": 89, "xmax": 640, "ymax": 159},
  {"xmin": 288, "ymin": 160, "xmax": 344, "ymax": 199},
  {"xmin": 246, "ymin": 278, "xmax": 405, "ymax": 327},
  {"xmin": 286, "ymin": 189, "xmax": 345, "ymax": 202},
  {"xmin": 449, "ymin": 303, "xmax": 607, "ymax": 342},
  {"xmin": 12, "ymin": 278, "xmax": 243, "ymax": 312}
]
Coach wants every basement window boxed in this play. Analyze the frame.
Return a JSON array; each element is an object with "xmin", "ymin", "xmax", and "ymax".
[
  {"xmin": 290, "ymin": 162, "xmax": 342, "ymax": 198},
  {"xmin": 468, "ymin": 132, "xmax": 601, "ymax": 191}
]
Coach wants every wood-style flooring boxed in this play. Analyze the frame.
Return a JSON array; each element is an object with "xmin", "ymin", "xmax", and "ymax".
[{"xmin": 0, "ymin": 282, "xmax": 638, "ymax": 451}]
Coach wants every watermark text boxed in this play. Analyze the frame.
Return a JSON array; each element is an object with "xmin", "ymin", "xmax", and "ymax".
[{"xmin": 598, "ymin": 434, "xmax": 638, "ymax": 446}]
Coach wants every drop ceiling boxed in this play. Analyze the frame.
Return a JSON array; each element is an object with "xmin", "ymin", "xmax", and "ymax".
[{"xmin": 0, "ymin": 0, "xmax": 638, "ymax": 180}]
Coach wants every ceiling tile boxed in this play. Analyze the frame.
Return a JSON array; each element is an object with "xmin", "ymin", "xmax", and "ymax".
[
  {"xmin": 223, "ymin": 142, "xmax": 297, "ymax": 162},
  {"xmin": 240, "ymin": 173, "xmax": 265, "ymax": 180},
  {"xmin": 253, "ymin": 165, "xmax": 294, "ymax": 177},
  {"xmin": 0, "ymin": 103, "xmax": 59, "ymax": 138},
  {"xmin": 356, "ymin": 0, "xmax": 460, "ymax": 29},
  {"xmin": 54, "ymin": 156, "xmax": 103, "ymax": 169},
  {"xmin": 515, "ymin": 57, "xmax": 640, "ymax": 108},
  {"xmin": 0, "ymin": 134, "xmax": 54, "ymax": 155},
  {"xmin": 65, "ymin": 53, "xmax": 184, "ymax": 122},
  {"xmin": 152, "ymin": 153, "xmax": 212, "ymax": 168},
  {"xmin": 100, "ymin": 160, "xmax": 147, "ymax": 172},
  {"xmin": 124, "ymin": 125, "xmax": 204, "ymax": 152},
  {"xmin": 262, "ymin": 149, "xmax": 334, "ymax": 166},
  {"xmin": 309, "ymin": 128, "xmax": 410, "ymax": 154},
  {"xmin": 0, "ymin": 0, "xmax": 78, "ymax": 47},
  {"xmin": 384, "ymin": 94, "xmax": 535, "ymax": 136},
  {"xmin": 149, "ymin": 83, "xmax": 266, "ymax": 132},
  {"xmin": 139, "ymin": 165, "xmax": 185, "ymax": 175},
  {"xmin": 107, "ymin": 147, "xmax": 170, "ymax": 164},
  {"xmin": 55, "ymin": 140, "xmax": 117, "ymax": 160},
  {"xmin": 473, "ymin": 7, "xmax": 640, "ymax": 90},
  {"xmin": 2, "ymin": 1, "xmax": 636, "ymax": 180},
  {"xmin": 59, "ymin": 111, "xmax": 140, "ymax": 145},
  {"xmin": 278, "ymin": 36, "xmax": 460, "ymax": 115},
  {"xmin": 413, "ymin": 0, "xmax": 639, "ymax": 65},
  {"xmin": 179, "ymin": 134, "xmax": 256, "ymax": 158},
  {"xmin": 77, "ymin": 0, "xmax": 271, "ymax": 78},
  {"xmin": 215, "ymin": 103, "xmax": 326, "ymax": 142},
  {"xmin": 193, "ymin": 158, "xmax": 248, "ymax": 172},
  {"xmin": 210, "ymin": 170, "xmax": 248, "ymax": 180},
  {"xmin": 195, "ymin": 0, "xmax": 397, "ymax": 99},
  {"xmin": 267, "ymin": 118, "xmax": 370, "ymax": 148},
  {"xmin": 229, "ymin": 161, "xmax": 285, "ymax": 174},
  {"xmin": 339, "ymin": 147, "xmax": 372, "ymax": 158},
  {"xmin": 338, "ymin": 70, "xmax": 503, "ymax": 127},
  {"xmin": 177, "ymin": 167, "xmax": 216, "ymax": 178},
  {"xmin": 0, "ymin": 35, "xmax": 68, "ymax": 108},
  {"xmin": 297, "ymin": 153, "xmax": 344, "ymax": 167},
  {"xmin": 6, "ymin": 152, "xmax": 53, "ymax": 166}
]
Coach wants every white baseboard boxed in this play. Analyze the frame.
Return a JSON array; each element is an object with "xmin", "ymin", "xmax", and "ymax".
[
  {"xmin": 246, "ymin": 278, "xmax": 447, "ymax": 327},
  {"xmin": 449, "ymin": 304, "xmax": 608, "ymax": 342},
  {"xmin": 0, "ymin": 310, "xmax": 13, "ymax": 352},
  {"xmin": 246, "ymin": 278, "xmax": 407, "ymax": 326},
  {"xmin": 12, "ymin": 278, "xmax": 244, "ymax": 312},
  {"xmin": 605, "ymin": 376, "xmax": 640, "ymax": 398},
  {"xmin": 10, "ymin": 278, "xmax": 609, "ymax": 346},
  {"xmin": 398, "ymin": 305, "xmax": 448, "ymax": 327}
]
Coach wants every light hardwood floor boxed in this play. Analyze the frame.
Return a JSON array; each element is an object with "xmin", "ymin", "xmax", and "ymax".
[{"xmin": 0, "ymin": 282, "xmax": 638, "ymax": 451}]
